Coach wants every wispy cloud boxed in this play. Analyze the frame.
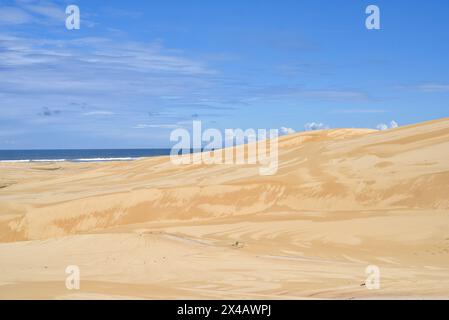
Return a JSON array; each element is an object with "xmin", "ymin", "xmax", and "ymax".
[
  {"xmin": 82, "ymin": 111, "xmax": 115, "ymax": 116},
  {"xmin": 133, "ymin": 124, "xmax": 182, "ymax": 129},
  {"xmin": 0, "ymin": 29, "xmax": 223, "ymax": 147},
  {"xmin": 19, "ymin": 0, "xmax": 66, "ymax": 22},
  {"xmin": 397, "ymin": 83, "xmax": 449, "ymax": 93},
  {"xmin": 243, "ymin": 86, "xmax": 371, "ymax": 103},
  {"xmin": 416, "ymin": 84, "xmax": 449, "ymax": 93},
  {"xmin": 0, "ymin": 0, "xmax": 65, "ymax": 26},
  {"xmin": 0, "ymin": 33, "xmax": 215, "ymax": 103},
  {"xmin": 331, "ymin": 109, "xmax": 387, "ymax": 114},
  {"xmin": 0, "ymin": 35, "xmax": 212, "ymax": 74},
  {"xmin": 0, "ymin": 6, "xmax": 34, "ymax": 25}
]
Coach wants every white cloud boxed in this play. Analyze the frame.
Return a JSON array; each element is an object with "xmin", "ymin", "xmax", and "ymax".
[
  {"xmin": 304, "ymin": 122, "xmax": 329, "ymax": 131},
  {"xmin": 390, "ymin": 120, "xmax": 399, "ymax": 129},
  {"xmin": 377, "ymin": 120, "xmax": 399, "ymax": 131},
  {"xmin": 280, "ymin": 127, "xmax": 295, "ymax": 135}
]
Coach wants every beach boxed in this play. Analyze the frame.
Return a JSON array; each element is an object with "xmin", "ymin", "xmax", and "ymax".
[{"xmin": 1, "ymin": 118, "xmax": 449, "ymax": 299}]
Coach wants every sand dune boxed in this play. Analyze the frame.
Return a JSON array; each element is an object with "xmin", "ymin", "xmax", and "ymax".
[{"xmin": 1, "ymin": 118, "xmax": 449, "ymax": 299}]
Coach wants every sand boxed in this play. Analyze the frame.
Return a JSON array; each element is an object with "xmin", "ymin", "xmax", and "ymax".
[{"xmin": 1, "ymin": 118, "xmax": 449, "ymax": 299}]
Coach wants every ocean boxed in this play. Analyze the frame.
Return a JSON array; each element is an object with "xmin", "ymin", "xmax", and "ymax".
[{"xmin": 0, "ymin": 149, "xmax": 172, "ymax": 163}]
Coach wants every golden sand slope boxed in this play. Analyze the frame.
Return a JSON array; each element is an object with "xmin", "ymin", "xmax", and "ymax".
[{"xmin": 1, "ymin": 118, "xmax": 449, "ymax": 299}]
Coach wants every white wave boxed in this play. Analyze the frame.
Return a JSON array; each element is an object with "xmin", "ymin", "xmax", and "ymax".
[
  {"xmin": 31, "ymin": 159, "xmax": 67, "ymax": 162},
  {"xmin": 0, "ymin": 159, "xmax": 31, "ymax": 163},
  {"xmin": 0, "ymin": 157, "xmax": 140, "ymax": 163}
]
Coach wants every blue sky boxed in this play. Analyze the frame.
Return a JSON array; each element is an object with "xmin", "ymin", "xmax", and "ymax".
[{"xmin": 0, "ymin": 0, "xmax": 448, "ymax": 149}]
